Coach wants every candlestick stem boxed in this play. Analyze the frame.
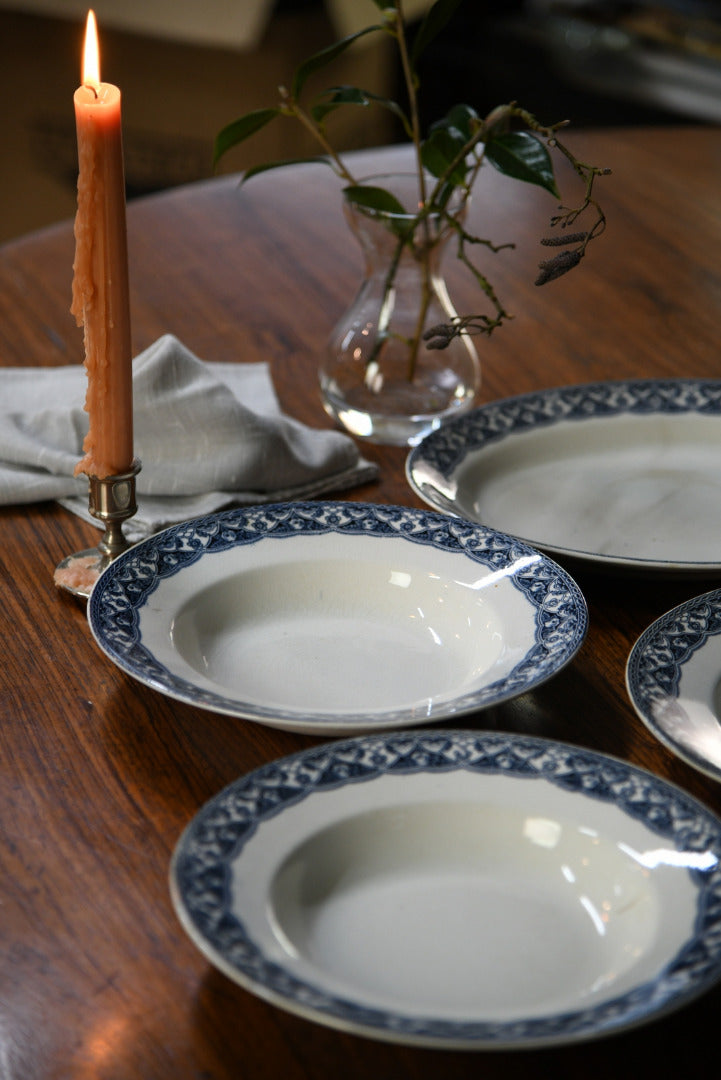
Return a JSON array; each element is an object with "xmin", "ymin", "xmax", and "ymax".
[{"xmin": 54, "ymin": 459, "xmax": 141, "ymax": 599}]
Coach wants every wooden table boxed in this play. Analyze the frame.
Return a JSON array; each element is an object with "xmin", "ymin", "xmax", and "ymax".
[{"xmin": 2, "ymin": 127, "xmax": 721, "ymax": 1077}]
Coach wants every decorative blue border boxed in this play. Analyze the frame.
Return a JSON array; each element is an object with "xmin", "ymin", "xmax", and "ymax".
[
  {"xmin": 627, "ymin": 589, "xmax": 721, "ymax": 781},
  {"xmin": 408, "ymin": 379, "xmax": 721, "ymax": 481},
  {"xmin": 88, "ymin": 502, "xmax": 587, "ymax": 727},
  {"xmin": 171, "ymin": 729, "xmax": 721, "ymax": 1047}
]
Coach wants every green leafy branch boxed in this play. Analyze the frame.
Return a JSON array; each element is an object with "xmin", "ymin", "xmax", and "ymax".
[{"xmin": 214, "ymin": 0, "xmax": 610, "ymax": 373}]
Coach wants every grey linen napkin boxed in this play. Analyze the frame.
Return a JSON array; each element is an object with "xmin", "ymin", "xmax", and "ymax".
[{"xmin": 0, "ymin": 334, "xmax": 378, "ymax": 540}]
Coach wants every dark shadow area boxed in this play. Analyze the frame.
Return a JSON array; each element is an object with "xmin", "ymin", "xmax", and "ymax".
[{"xmin": 410, "ymin": 1, "xmax": 721, "ymax": 129}]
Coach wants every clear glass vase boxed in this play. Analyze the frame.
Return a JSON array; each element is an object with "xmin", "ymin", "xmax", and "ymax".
[{"xmin": 320, "ymin": 174, "xmax": 481, "ymax": 447}]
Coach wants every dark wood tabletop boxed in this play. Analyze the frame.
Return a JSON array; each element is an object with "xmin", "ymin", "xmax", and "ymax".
[{"xmin": 3, "ymin": 126, "xmax": 721, "ymax": 1078}]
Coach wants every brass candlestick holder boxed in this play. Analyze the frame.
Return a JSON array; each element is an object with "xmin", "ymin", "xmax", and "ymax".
[{"xmin": 54, "ymin": 458, "xmax": 141, "ymax": 599}]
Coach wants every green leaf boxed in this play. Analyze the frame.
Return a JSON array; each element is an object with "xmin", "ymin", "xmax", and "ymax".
[
  {"xmin": 421, "ymin": 126, "xmax": 468, "ymax": 185},
  {"xmin": 311, "ymin": 87, "xmax": 365, "ymax": 126},
  {"xmin": 410, "ymin": 0, "xmax": 464, "ymax": 65},
  {"xmin": 343, "ymin": 184, "xmax": 408, "ymax": 216},
  {"xmin": 240, "ymin": 157, "xmax": 332, "ymax": 184},
  {"xmin": 344, "ymin": 183, "xmax": 417, "ymax": 241},
  {"xmin": 485, "ymin": 132, "xmax": 560, "ymax": 197},
  {"xmin": 213, "ymin": 108, "xmax": 281, "ymax": 168},
  {"xmin": 311, "ymin": 85, "xmax": 410, "ymax": 130},
  {"xmin": 292, "ymin": 25, "xmax": 385, "ymax": 99},
  {"xmin": 438, "ymin": 103, "xmax": 479, "ymax": 142},
  {"xmin": 419, "ymin": 103, "xmax": 480, "ymax": 182},
  {"xmin": 320, "ymin": 85, "xmax": 370, "ymax": 107}
]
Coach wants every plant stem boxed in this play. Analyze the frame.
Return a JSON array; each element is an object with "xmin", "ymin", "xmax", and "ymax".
[
  {"xmin": 394, "ymin": 1, "xmax": 426, "ymax": 208},
  {"xmin": 279, "ymin": 88, "xmax": 359, "ymax": 185},
  {"xmin": 394, "ymin": 0, "xmax": 431, "ymax": 380},
  {"xmin": 364, "ymin": 219, "xmax": 436, "ymax": 378}
]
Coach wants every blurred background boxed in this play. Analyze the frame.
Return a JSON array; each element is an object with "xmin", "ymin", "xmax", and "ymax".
[{"xmin": 1, "ymin": 0, "xmax": 720, "ymax": 244}]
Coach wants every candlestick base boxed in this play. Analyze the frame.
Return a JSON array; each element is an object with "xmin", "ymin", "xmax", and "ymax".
[{"xmin": 54, "ymin": 459, "xmax": 141, "ymax": 599}]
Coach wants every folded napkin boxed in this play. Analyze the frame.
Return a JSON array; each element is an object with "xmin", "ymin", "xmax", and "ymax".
[{"xmin": 0, "ymin": 334, "xmax": 378, "ymax": 540}]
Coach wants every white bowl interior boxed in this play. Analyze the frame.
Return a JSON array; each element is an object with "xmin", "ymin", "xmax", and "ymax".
[
  {"xmin": 267, "ymin": 802, "xmax": 658, "ymax": 1017},
  {"xmin": 451, "ymin": 413, "xmax": 721, "ymax": 563},
  {"xmin": 228, "ymin": 770, "xmax": 698, "ymax": 1023},
  {"xmin": 649, "ymin": 633, "xmax": 721, "ymax": 770},
  {"xmin": 145, "ymin": 534, "xmax": 535, "ymax": 715}
]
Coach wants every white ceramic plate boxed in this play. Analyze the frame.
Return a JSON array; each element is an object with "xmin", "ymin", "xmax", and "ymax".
[
  {"xmin": 87, "ymin": 502, "xmax": 586, "ymax": 735},
  {"xmin": 627, "ymin": 589, "xmax": 721, "ymax": 782},
  {"xmin": 407, "ymin": 378, "xmax": 721, "ymax": 575},
  {"xmin": 169, "ymin": 729, "xmax": 721, "ymax": 1049}
]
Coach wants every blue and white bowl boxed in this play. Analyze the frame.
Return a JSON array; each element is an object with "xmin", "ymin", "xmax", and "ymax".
[
  {"xmin": 407, "ymin": 379, "xmax": 721, "ymax": 574},
  {"xmin": 88, "ymin": 501, "xmax": 586, "ymax": 734},
  {"xmin": 170, "ymin": 729, "xmax": 721, "ymax": 1048}
]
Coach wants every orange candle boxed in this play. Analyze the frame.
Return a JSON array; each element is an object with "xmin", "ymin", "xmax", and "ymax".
[{"xmin": 71, "ymin": 9, "xmax": 133, "ymax": 479}]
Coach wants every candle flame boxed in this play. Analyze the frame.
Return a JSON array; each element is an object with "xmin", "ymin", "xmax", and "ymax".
[{"xmin": 82, "ymin": 10, "xmax": 101, "ymax": 91}]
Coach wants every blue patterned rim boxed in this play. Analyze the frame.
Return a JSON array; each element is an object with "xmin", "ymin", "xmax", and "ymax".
[
  {"xmin": 170, "ymin": 729, "xmax": 721, "ymax": 1049},
  {"xmin": 406, "ymin": 378, "xmax": 721, "ymax": 571},
  {"xmin": 627, "ymin": 589, "xmax": 721, "ymax": 782},
  {"xmin": 88, "ymin": 501, "xmax": 587, "ymax": 729}
]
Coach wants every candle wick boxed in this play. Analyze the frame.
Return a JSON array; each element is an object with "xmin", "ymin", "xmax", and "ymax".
[{"xmin": 84, "ymin": 82, "xmax": 99, "ymax": 99}]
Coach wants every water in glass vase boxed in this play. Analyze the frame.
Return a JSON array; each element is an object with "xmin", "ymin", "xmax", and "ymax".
[{"xmin": 320, "ymin": 175, "xmax": 480, "ymax": 447}]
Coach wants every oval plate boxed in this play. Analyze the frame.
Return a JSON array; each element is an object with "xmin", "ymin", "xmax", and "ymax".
[
  {"xmin": 407, "ymin": 378, "xmax": 721, "ymax": 575},
  {"xmin": 170, "ymin": 729, "xmax": 721, "ymax": 1049},
  {"xmin": 88, "ymin": 502, "xmax": 586, "ymax": 734},
  {"xmin": 627, "ymin": 588, "xmax": 721, "ymax": 782}
]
